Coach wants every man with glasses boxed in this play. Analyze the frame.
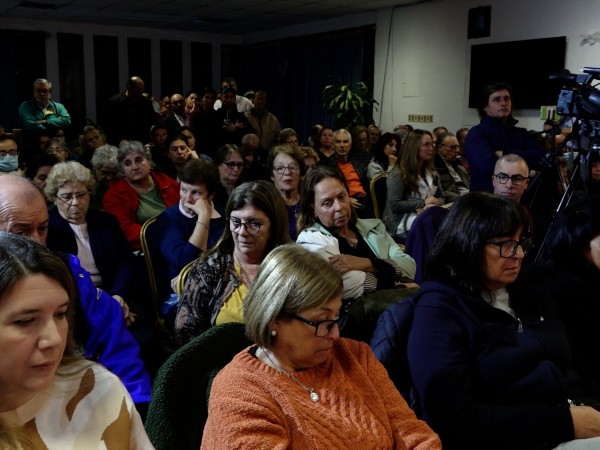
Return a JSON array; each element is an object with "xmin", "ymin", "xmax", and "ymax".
[
  {"xmin": 18, "ymin": 78, "xmax": 71, "ymax": 163},
  {"xmin": 434, "ymin": 131, "xmax": 470, "ymax": 202},
  {"xmin": 465, "ymin": 82, "xmax": 544, "ymax": 193},
  {"xmin": 0, "ymin": 136, "xmax": 22, "ymax": 175},
  {"xmin": 492, "ymin": 154, "xmax": 530, "ymax": 203}
]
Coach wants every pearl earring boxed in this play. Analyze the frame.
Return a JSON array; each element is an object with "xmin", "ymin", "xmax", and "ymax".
[{"xmin": 270, "ymin": 329, "xmax": 277, "ymax": 337}]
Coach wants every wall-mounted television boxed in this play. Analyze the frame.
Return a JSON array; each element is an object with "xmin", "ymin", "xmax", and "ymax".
[{"xmin": 469, "ymin": 36, "xmax": 567, "ymax": 110}]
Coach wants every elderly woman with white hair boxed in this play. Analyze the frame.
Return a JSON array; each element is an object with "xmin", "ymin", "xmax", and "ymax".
[{"xmin": 45, "ymin": 160, "xmax": 137, "ymax": 326}]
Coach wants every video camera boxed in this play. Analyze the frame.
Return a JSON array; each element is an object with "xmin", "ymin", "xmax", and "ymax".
[{"xmin": 552, "ymin": 67, "xmax": 600, "ymax": 120}]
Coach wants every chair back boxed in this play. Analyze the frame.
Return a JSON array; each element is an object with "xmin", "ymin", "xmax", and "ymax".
[
  {"xmin": 370, "ymin": 172, "xmax": 388, "ymax": 219},
  {"xmin": 176, "ymin": 259, "xmax": 196, "ymax": 298},
  {"xmin": 140, "ymin": 214, "xmax": 171, "ymax": 331},
  {"xmin": 404, "ymin": 206, "xmax": 449, "ymax": 284},
  {"xmin": 145, "ymin": 322, "xmax": 253, "ymax": 450}
]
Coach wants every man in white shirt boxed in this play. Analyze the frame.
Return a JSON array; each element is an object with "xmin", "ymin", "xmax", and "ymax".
[{"xmin": 213, "ymin": 77, "xmax": 253, "ymax": 113}]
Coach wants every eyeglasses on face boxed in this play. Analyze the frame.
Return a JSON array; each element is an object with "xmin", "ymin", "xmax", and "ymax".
[
  {"xmin": 290, "ymin": 314, "xmax": 343, "ymax": 337},
  {"xmin": 223, "ymin": 161, "xmax": 244, "ymax": 170},
  {"xmin": 494, "ymin": 173, "xmax": 529, "ymax": 185},
  {"xmin": 57, "ymin": 192, "xmax": 88, "ymax": 203},
  {"xmin": 486, "ymin": 238, "xmax": 533, "ymax": 258},
  {"xmin": 441, "ymin": 144, "xmax": 460, "ymax": 150},
  {"xmin": 0, "ymin": 150, "xmax": 18, "ymax": 158},
  {"xmin": 273, "ymin": 164, "xmax": 300, "ymax": 174},
  {"xmin": 229, "ymin": 217, "xmax": 268, "ymax": 235}
]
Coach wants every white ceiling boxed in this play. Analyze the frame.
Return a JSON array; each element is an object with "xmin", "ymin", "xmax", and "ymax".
[{"xmin": 1, "ymin": 0, "xmax": 420, "ymax": 35}]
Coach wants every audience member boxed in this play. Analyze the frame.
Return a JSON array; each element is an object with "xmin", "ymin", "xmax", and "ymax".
[
  {"xmin": 464, "ymin": 82, "xmax": 544, "ymax": 192},
  {"xmin": 368, "ymin": 124, "xmax": 382, "ymax": 147},
  {"xmin": 239, "ymin": 133, "xmax": 269, "ymax": 181},
  {"xmin": 214, "ymin": 87, "xmax": 253, "ymax": 148},
  {"xmin": 103, "ymin": 140, "xmax": 179, "ymax": 250},
  {"xmin": 155, "ymin": 158, "xmax": 224, "ymax": 287},
  {"xmin": 24, "ymin": 153, "xmax": 60, "ymax": 203},
  {"xmin": 383, "ymin": 129, "xmax": 444, "ymax": 240},
  {"xmin": 492, "ymin": 154, "xmax": 530, "ymax": 203},
  {"xmin": 212, "ymin": 144, "xmax": 244, "ymax": 216},
  {"xmin": 17, "ymin": 78, "xmax": 71, "ymax": 163},
  {"xmin": 316, "ymin": 126, "xmax": 336, "ymax": 165},
  {"xmin": 164, "ymin": 93, "xmax": 190, "ymax": 136},
  {"xmin": 299, "ymin": 145, "xmax": 319, "ymax": 173},
  {"xmin": 308, "ymin": 123, "xmax": 324, "ymax": 149},
  {"xmin": 374, "ymin": 192, "xmax": 600, "ymax": 449},
  {"xmin": 455, "ymin": 126, "xmax": 470, "ymax": 169},
  {"xmin": 0, "ymin": 175, "xmax": 152, "ymax": 411},
  {"xmin": 0, "ymin": 232, "xmax": 153, "ymax": 449},
  {"xmin": 190, "ymin": 86, "xmax": 219, "ymax": 156},
  {"xmin": 329, "ymin": 128, "xmax": 373, "ymax": 218},
  {"xmin": 297, "ymin": 166, "xmax": 416, "ymax": 301},
  {"xmin": 0, "ymin": 135, "xmax": 24, "ymax": 176},
  {"xmin": 177, "ymin": 125, "xmax": 211, "ymax": 161},
  {"xmin": 89, "ymin": 143, "xmax": 120, "ymax": 210},
  {"xmin": 367, "ymin": 132, "xmax": 399, "ymax": 180},
  {"xmin": 161, "ymin": 133, "xmax": 195, "ymax": 180},
  {"xmin": 201, "ymin": 244, "xmax": 441, "ymax": 450},
  {"xmin": 267, "ymin": 144, "xmax": 305, "ymax": 239},
  {"xmin": 45, "ymin": 136, "xmax": 71, "ymax": 162},
  {"xmin": 175, "ymin": 180, "xmax": 291, "ymax": 346},
  {"xmin": 77, "ymin": 125, "xmax": 106, "ymax": 168},
  {"xmin": 244, "ymin": 89, "xmax": 281, "ymax": 151},
  {"xmin": 433, "ymin": 131, "xmax": 470, "ymax": 202},
  {"xmin": 528, "ymin": 198, "xmax": 600, "ymax": 387},
  {"xmin": 101, "ymin": 76, "xmax": 157, "ymax": 145},
  {"xmin": 44, "ymin": 161, "xmax": 137, "ymax": 327},
  {"xmin": 279, "ymin": 127, "xmax": 300, "ymax": 148},
  {"xmin": 213, "ymin": 77, "xmax": 253, "ymax": 112},
  {"xmin": 147, "ymin": 123, "xmax": 170, "ymax": 171}
]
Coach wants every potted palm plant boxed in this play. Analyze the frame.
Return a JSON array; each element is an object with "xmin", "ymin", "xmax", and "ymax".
[{"xmin": 322, "ymin": 79, "xmax": 378, "ymax": 130}]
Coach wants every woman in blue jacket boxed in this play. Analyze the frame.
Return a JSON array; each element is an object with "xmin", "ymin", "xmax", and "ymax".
[{"xmin": 377, "ymin": 192, "xmax": 600, "ymax": 450}]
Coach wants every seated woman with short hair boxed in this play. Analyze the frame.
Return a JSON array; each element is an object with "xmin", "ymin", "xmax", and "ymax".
[{"xmin": 201, "ymin": 244, "xmax": 441, "ymax": 450}]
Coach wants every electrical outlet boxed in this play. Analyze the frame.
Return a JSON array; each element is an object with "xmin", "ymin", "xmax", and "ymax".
[{"xmin": 408, "ymin": 114, "xmax": 433, "ymax": 123}]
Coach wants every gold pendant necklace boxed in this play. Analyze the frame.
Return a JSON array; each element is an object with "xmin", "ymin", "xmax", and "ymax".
[{"xmin": 259, "ymin": 347, "xmax": 320, "ymax": 402}]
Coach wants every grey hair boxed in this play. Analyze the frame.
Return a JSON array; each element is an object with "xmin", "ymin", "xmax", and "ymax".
[
  {"xmin": 90, "ymin": 144, "xmax": 120, "ymax": 171},
  {"xmin": 44, "ymin": 161, "xmax": 96, "ymax": 201},
  {"xmin": 34, "ymin": 78, "xmax": 52, "ymax": 89},
  {"xmin": 333, "ymin": 128, "xmax": 352, "ymax": 143},
  {"xmin": 244, "ymin": 244, "xmax": 342, "ymax": 348},
  {"xmin": 117, "ymin": 140, "xmax": 155, "ymax": 168}
]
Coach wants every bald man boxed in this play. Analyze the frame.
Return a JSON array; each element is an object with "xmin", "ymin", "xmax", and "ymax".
[{"xmin": 0, "ymin": 175, "xmax": 152, "ymax": 409}]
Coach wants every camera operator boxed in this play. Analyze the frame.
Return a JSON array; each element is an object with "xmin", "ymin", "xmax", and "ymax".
[{"xmin": 465, "ymin": 82, "xmax": 546, "ymax": 193}]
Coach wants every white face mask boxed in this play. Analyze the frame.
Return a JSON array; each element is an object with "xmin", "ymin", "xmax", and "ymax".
[{"xmin": 0, "ymin": 155, "xmax": 18, "ymax": 172}]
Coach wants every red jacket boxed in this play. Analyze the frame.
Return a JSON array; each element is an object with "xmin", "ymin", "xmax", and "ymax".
[{"xmin": 103, "ymin": 171, "xmax": 180, "ymax": 249}]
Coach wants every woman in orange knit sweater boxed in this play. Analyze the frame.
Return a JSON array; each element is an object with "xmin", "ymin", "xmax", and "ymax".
[{"xmin": 201, "ymin": 244, "xmax": 440, "ymax": 450}]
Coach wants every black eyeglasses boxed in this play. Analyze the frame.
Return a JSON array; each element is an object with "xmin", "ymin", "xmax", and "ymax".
[
  {"xmin": 0, "ymin": 150, "xmax": 18, "ymax": 158},
  {"xmin": 223, "ymin": 161, "xmax": 244, "ymax": 170},
  {"xmin": 229, "ymin": 217, "xmax": 268, "ymax": 235},
  {"xmin": 290, "ymin": 314, "xmax": 343, "ymax": 337},
  {"xmin": 494, "ymin": 173, "xmax": 529, "ymax": 186},
  {"xmin": 486, "ymin": 238, "xmax": 533, "ymax": 258}
]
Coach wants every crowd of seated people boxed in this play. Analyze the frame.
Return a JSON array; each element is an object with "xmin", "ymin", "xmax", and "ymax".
[{"xmin": 6, "ymin": 75, "xmax": 600, "ymax": 449}]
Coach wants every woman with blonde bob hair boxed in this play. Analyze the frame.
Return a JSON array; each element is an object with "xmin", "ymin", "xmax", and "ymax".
[
  {"xmin": 0, "ymin": 232, "xmax": 152, "ymax": 449},
  {"xmin": 201, "ymin": 244, "xmax": 440, "ymax": 450}
]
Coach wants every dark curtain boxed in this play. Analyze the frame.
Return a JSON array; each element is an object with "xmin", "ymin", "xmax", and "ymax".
[
  {"xmin": 239, "ymin": 26, "xmax": 375, "ymax": 143},
  {"xmin": 0, "ymin": 30, "xmax": 46, "ymax": 134},
  {"xmin": 94, "ymin": 35, "xmax": 119, "ymax": 121},
  {"xmin": 160, "ymin": 40, "xmax": 183, "ymax": 97},
  {"xmin": 57, "ymin": 33, "xmax": 86, "ymax": 143}
]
